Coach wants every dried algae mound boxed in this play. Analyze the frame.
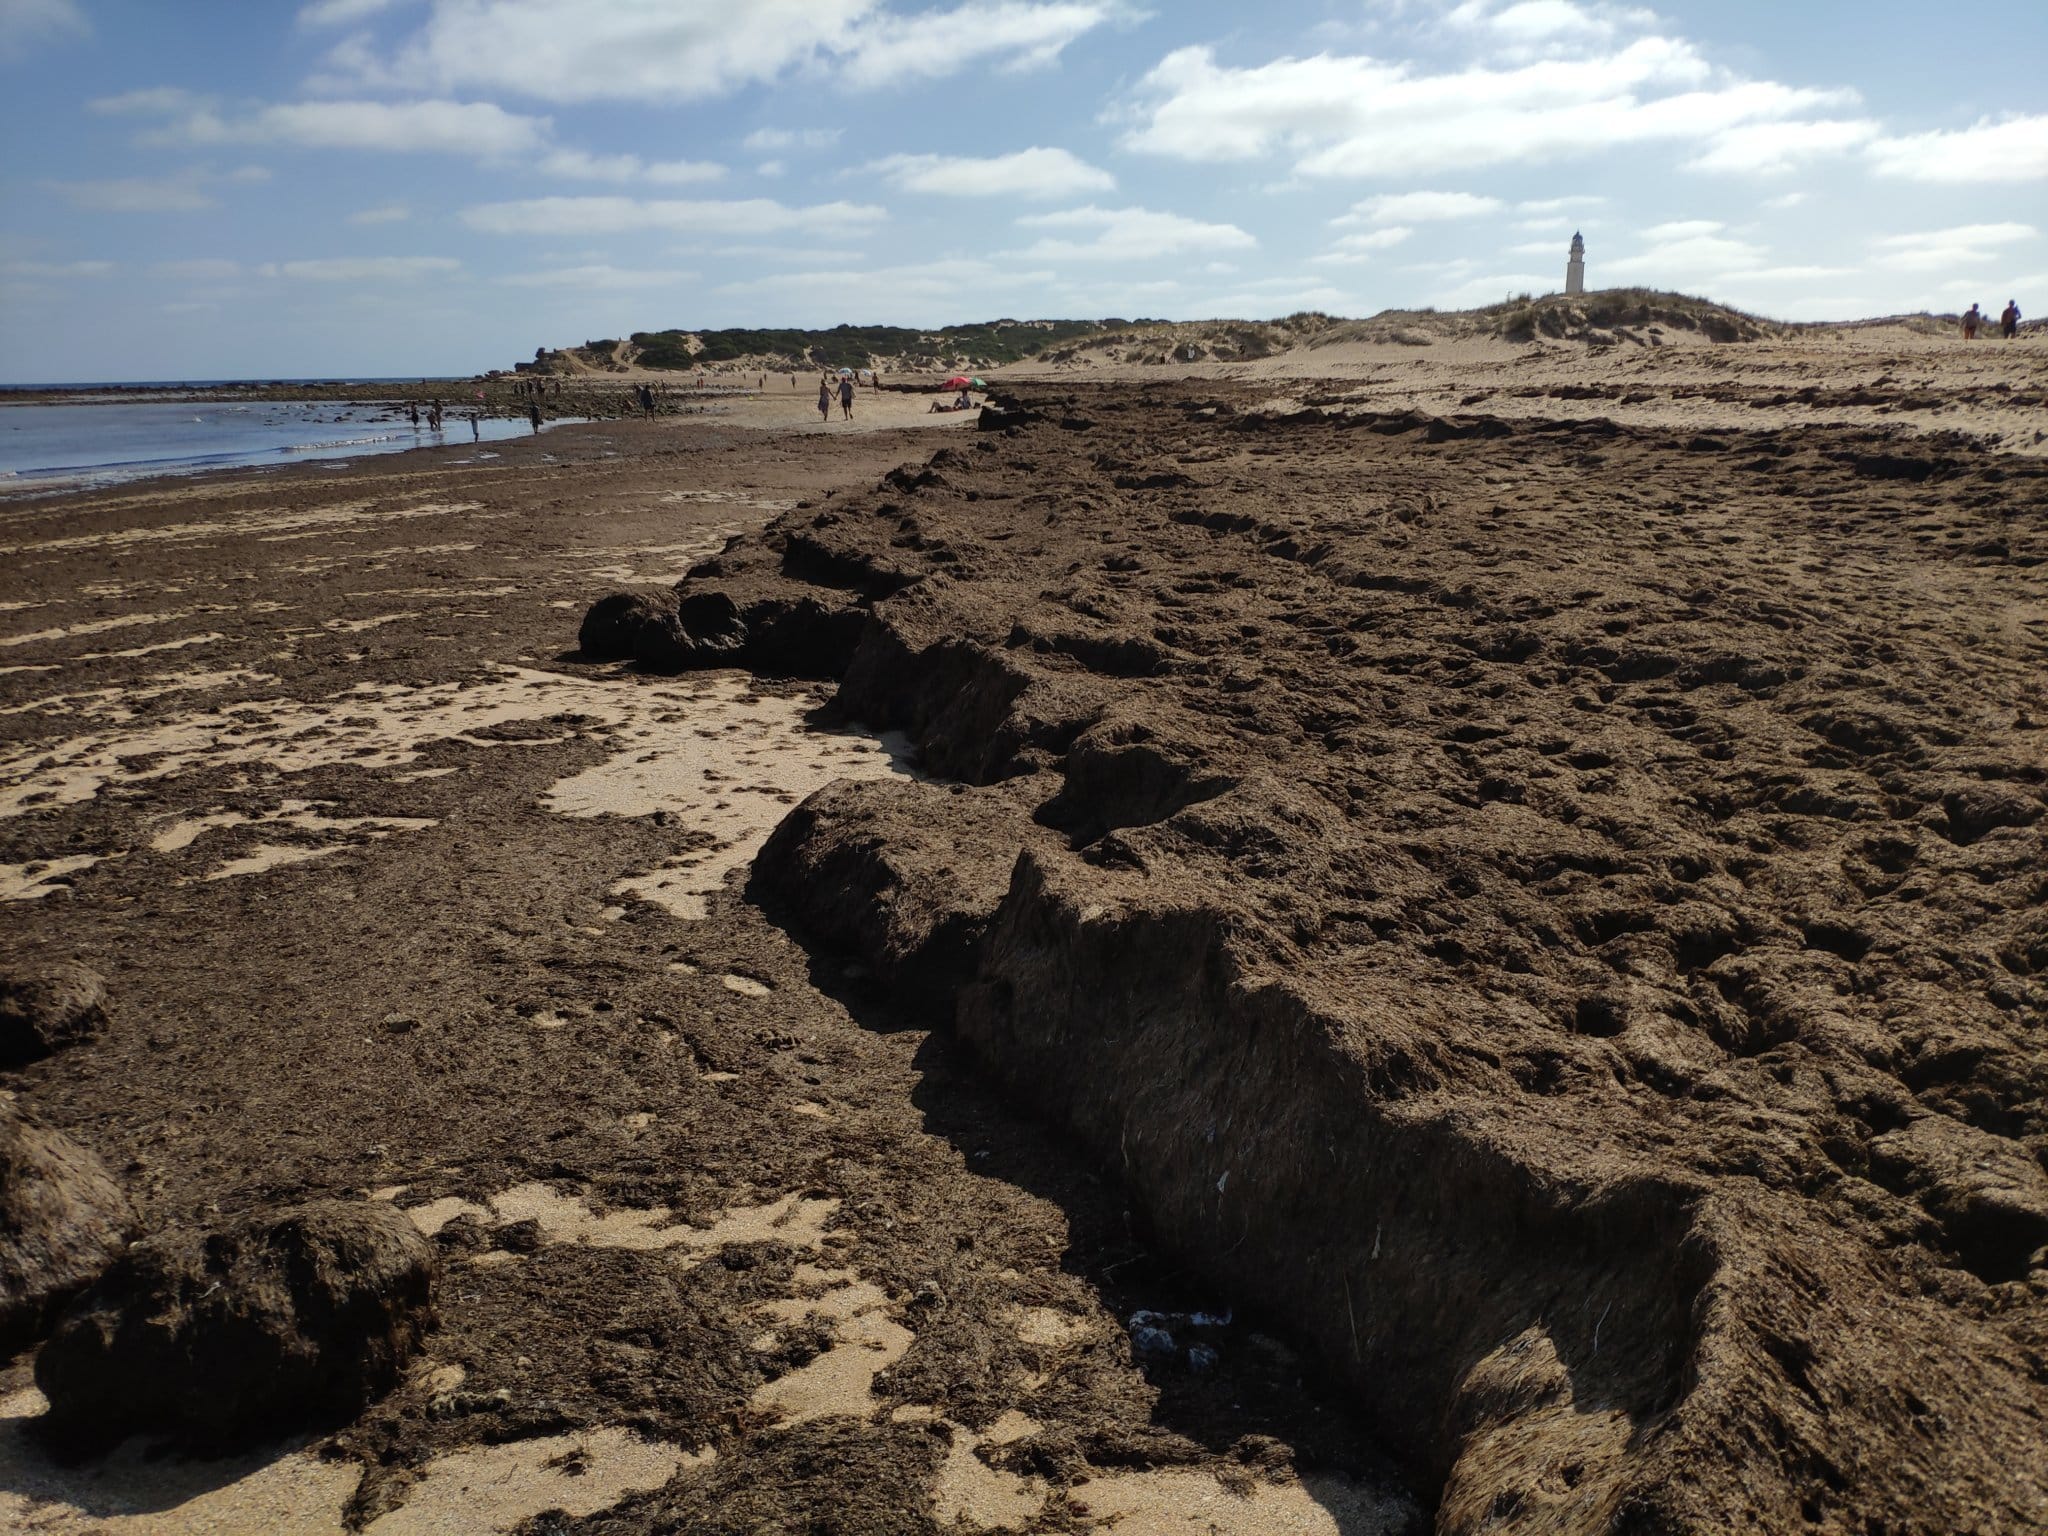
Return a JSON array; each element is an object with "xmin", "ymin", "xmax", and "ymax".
[
  {"xmin": 0, "ymin": 1097, "xmax": 135, "ymax": 1347},
  {"xmin": 37, "ymin": 1200, "xmax": 438, "ymax": 1452},
  {"xmin": 588, "ymin": 382, "xmax": 2048, "ymax": 1534},
  {"xmin": 0, "ymin": 963, "xmax": 109, "ymax": 1068}
]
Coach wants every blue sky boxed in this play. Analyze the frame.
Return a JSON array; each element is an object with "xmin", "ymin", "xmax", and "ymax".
[{"xmin": 1, "ymin": 0, "xmax": 2042, "ymax": 381}]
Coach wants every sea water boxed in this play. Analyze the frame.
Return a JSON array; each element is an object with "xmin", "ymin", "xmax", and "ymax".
[{"xmin": 0, "ymin": 400, "xmax": 564, "ymax": 493}]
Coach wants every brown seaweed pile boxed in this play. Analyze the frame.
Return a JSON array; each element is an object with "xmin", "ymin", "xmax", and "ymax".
[{"xmin": 585, "ymin": 382, "xmax": 2048, "ymax": 1534}]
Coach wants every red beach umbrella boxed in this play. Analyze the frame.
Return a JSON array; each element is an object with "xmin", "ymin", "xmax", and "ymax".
[{"xmin": 942, "ymin": 375, "xmax": 972, "ymax": 389}]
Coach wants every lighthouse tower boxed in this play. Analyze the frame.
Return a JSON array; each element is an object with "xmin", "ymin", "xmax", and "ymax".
[{"xmin": 1565, "ymin": 231, "xmax": 1586, "ymax": 296}]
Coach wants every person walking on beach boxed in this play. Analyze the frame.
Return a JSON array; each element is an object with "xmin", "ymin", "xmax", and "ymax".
[
  {"xmin": 2002, "ymin": 299, "xmax": 2022, "ymax": 339},
  {"xmin": 468, "ymin": 409, "xmax": 481, "ymax": 441},
  {"xmin": 1963, "ymin": 303, "xmax": 1982, "ymax": 340},
  {"xmin": 407, "ymin": 400, "xmax": 420, "ymax": 429},
  {"xmin": 816, "ymin": 376, "xmax": 831, "ymax": 424},
  {"xmin": 528, "ymin": 401, "xmax": 543, "ymax": 435},
  {"xmin": 838, "ymin": 372, "xmax": 855, "ymax": 421}
]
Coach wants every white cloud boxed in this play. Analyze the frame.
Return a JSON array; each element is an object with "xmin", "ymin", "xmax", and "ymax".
[
  {"xmin": 833, "ymin": 1, "xmax": 1124, "ymax": 89},
  {"xmin": 641, "ymin": 161, "xmax": 727, "ymax": 186},
  {"xmin": 1604, "ymin": 221, "xmax": 1768, "ymax": 281},
  {"xmin": 1194, "ymin": 278, "xmax": 1356, "ymax": 315},
  {"xmin": 1336, "ymin": 190, "xmax": 1503, "ymax": 225},
  {"xmin": 1727, "ymin": 265, "xmax": 1852, "ymax": 283},
  {"xmin": 1011, "ymin": 205, "xmax": 1257, "ymax": 262},
  {"xmin": 869, "ymin": 147, "xmax": 1114, "ymax": 198},
  {"xmin": 317, "ymin": 0, "xmax": 1124, "ymax": 103},
  {"xmin": 673, "ymin": 241, "xmax": 868, "ymax": 262},
  {"xmin": 1044, "ymin": 276, "xmax": 1183, "ymax": 309},
  {"xmin": 716, "ymin": 259, "xmax": 1024, "ymax": 303},
  {"xmin": 152, "ymin": 98, "xmax": 551, "ymax": 157},
  {"xmin": 743, "ymin": 127, "xmax": 842, "ymax": 152},
  {"xmin": 538, "ymin": 148, "xmax": 725, "ymax": 184},
  {"xmin": 1313, "ymin": 226, "xmax": 1415, "ymax": 264},
  {"xmin": 1342, "ymin": 226, "xmax": 1416, "ymax": 249},
  {"xmin": 0, "ymin": 259, "xmax": 113, "ymax": 278},
  {"xmin": 152, "ymin": 258, "xmax": 243, "ymax": 280},
  {"xmin": 348, "ymin": 203, "xmax": 411, "ymax": 224},
  {"xmin": 1871, "ymin": 223, "xmax": 2038, "ymax": 273},
  {"xmin": 1430, "ymin": 270, "xmax": 1558, "ymax": 306},
  {"xmin": 1640, "ymin": 219, "xmax": 1722, "ymax": 240},
  {"xmin": 43, "ymin": 175, "xmax": 218, "ymax": 213},
  {"xmin": 1120, "ymin": 38, "xmax": 1860, "ymax": 180},
  {"xmin": 1448, "ymin": 0, "xmax": 1656, "ymax": 49},
  {"xmin": 1867, "ymin": 114, "xmax": 2048, "ymax": 182},
  {"xmin": 1687, "ymin": 117, "xmax": 1876, "ymax": 175},
  {"xmin": 0, "ymin": 0, "xmax": 87, "ymax": 60},
  {"xmin": 460, "ymin": 195, "xmax": 886, "ymax": 238},
  {"xmin": 1405, "ymin": 256, "xmax": 1481, "ymax": 278},
  {"xmin": 299, "ymin": 0, "xmax": 415, "ymax": 24},
  {"xmin": 756, "ymin": 160, "xmax": 786, "ymax": 178},
  {"xmin": 1762, "ymin": 191, "xmax": 1806, "ymax": 209},
  {"xmin": 1510, "ymin": 199, "xmax": 1606, "ymax": 238},
  {"xmin": 325, "ymin": 0, "xmax": 854, "ymax": 99},
  {"xmin": 88, "ymin": 86, "xmax": 208, "ymax": 116},
  {"xmin": 256, "ymin": 256, "xmax": 462, "ymax": 281},
  {"xmin": 1512, "ymin": 216, "xmax": 1580, "ymax": 234},
  {"xmin": 500, "ymin": 264, "xmax": 697, "ymax": 289}
]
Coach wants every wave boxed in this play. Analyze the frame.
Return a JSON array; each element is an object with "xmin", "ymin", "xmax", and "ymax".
[{"xmin": 279, "ymin": 431, "xmax": 412, "ymax": 454}]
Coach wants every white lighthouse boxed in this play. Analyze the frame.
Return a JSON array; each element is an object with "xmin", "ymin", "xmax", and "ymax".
[{"xmin": 1565, "ymin": 232, "xmax": 1586, "ymax": 296}]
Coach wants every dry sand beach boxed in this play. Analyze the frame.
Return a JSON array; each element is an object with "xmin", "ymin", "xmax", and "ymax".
[{"xmin": 1, "ymin": 328, "xmax": 2045, "ymax": 1535}]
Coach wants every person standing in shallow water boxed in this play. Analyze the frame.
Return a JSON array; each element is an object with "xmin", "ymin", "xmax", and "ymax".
[{"xmin": 528, "ymin": 401, "xmax": 542, "ymax": 435}]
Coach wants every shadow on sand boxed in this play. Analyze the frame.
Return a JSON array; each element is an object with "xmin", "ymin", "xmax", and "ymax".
[{"xmin": 793, "ymin": 946, "xmax": 1423, "ymax": 1535}]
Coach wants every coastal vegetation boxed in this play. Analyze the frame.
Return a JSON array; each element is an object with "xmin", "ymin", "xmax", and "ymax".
[{"xmin": 599, "ymin": 318, "xmax": 1113, "ymax": 373}]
